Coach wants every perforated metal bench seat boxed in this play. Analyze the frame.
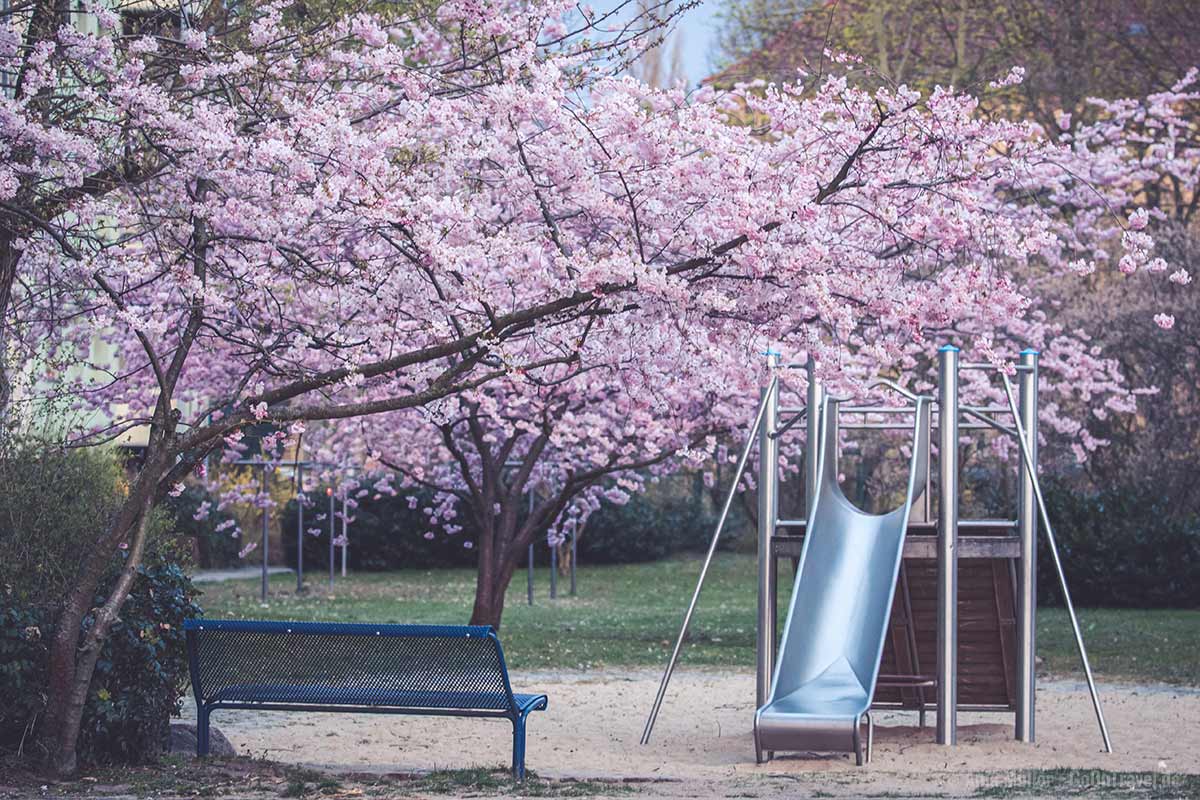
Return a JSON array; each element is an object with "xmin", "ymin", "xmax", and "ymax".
[
  {"xmin": 184, "ymin": 619, "xmax": 548, "ymax": 778},
  {"xmin": 205, "ymin": 684, "xmax": 549, "ymax": 714}
]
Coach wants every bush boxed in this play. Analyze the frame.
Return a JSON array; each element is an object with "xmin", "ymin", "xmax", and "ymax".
[
  {"xmin": 577, "ymin": 476, "xmax": 729, "ymax": 565},
  {"xmin": 0, "ymin": 444, "xmax": 127, "ymax": 609},
  {"xmin": 281, "ymin": 487, "xmax": 478, "ymax": 571},
  {"xmin": 161, "ymin": 484, "xmax": 241, "ymax": 569},
  {"xmin": 0, "ymin": 555, "xmax": 201, "ymax": 765},
  {"xmin": 0, "ymin": 441, "xmax": 201, "ymax": 765},
  {"xmin": 1038, "ymin": 481, "xmax": 1200, "ymax": 608}
]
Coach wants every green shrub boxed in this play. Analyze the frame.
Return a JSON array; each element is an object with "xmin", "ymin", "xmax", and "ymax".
[
  {"xmin": 1038, "ymin": 481, "xmax": 1200, "ymax": 608},
  {"xmin": 0, "ymin": 441, "xmax": 201, "ymax": 765},
  {"xmin": 0, "ymin": 555, "xmax": 200, "ymax": 764},
  {"xmin": 577, "ymin": 477, "xmax": 730, "ymax": 565},
  {"xmin": 0, "ymin": 444, "xmax": 127, "ymax": 609},
  {"xmin": 280, "ymin": 487, "xmax": 478, "ymax": 571},
  {"xmin": 161, "ymin": 484, "xmax": 242, "ymax": 569}
]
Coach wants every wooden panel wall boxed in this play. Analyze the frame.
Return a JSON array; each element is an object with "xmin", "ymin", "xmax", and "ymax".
[{"xmin": 875, "ymin": 557, "xmax": 1018, "ymax": 709}]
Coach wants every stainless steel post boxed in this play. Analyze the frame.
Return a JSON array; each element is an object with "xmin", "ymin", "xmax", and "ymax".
[
  {"xmin": 805, "ymin": 357, "xmax": 824, "ymax": 511},
  {"xmin": 260, "ymin": 464, "xmax": 269, "ymax": 602},
  {"xmin": 340, "ymin": 491, "xmax": 348, "ymax": 577},
  {"xmin": 1016, "ymin": 349, "xmax": 1039, "ymax": 742},
  {"xmin": 550, "ymin": 541, "xmax": 558, "ymax": 599},
  {"xmin": 756, "ymin": 352, "xmax": 780, "ymax": 713},
  {"xmin": 296, "ymin": 464, "xmax": 304, "ymax": 593},
  {"xmin": 918, "ymin": 401, "xmax": 933, "ymax": 523},
  {"xmin": 527, "ymin": 490, "xmax": 535, "ymax": 606},
  {"xmin": 527, "ymin": 543, "xmax": 535, "ymax": 605},
  {"xmin": 570, "ymin": 522, "xmax": 578, "ymax": 596},
  {"xmin": 327, "ymin": 487, "xmax": 335, "ymax": 591},
  {"xmin": 640, "ymin": 375, "xmax": 778, "ymax": 745},
  {"xmin": 1000, "ymin": 374, "xmax": 1113, "ymax": 754},
  {"xmin": 937, "ymin": 345, "xmax": 959, "ymax": 745}
]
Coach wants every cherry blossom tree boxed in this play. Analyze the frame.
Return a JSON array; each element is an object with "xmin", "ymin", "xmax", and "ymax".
[
  {"xmin": 2, "ymin": 0, "xmax": 1172, "ymax": 776},
  {"xmin": 305, "ymin": 319, "xmax": 762, "ymax": 627}
]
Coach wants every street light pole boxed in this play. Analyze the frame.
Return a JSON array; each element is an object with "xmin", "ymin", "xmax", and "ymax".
[
  {"xmin": 327, "ymin": 486, "xmax": 335, "ymax": 591},
  {"xmin": 296, "ymin": 464, "xmax": 305, "ymax": 593}
]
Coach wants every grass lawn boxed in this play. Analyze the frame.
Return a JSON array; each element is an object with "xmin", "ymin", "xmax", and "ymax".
[{"xmin": 196, "ymin": 554, "xmax": 1200, "ymax": 684}]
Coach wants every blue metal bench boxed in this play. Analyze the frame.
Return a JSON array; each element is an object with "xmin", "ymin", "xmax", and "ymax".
[{"xmin": 184, "ymin": 619, "xmax": 548, "ymax": 778}]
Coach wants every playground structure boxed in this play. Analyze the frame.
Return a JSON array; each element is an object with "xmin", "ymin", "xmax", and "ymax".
[{"xmin": 642, "ymin": 346, "xmax": 1111, "ymax": 764}]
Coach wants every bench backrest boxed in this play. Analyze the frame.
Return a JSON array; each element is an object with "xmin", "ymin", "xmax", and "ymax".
[{"xmin": 184, "ymin": 619, "xmax": 518, "ymax": 711}]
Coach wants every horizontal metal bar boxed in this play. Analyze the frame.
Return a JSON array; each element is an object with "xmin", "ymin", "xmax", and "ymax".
[
  {"xmin": 232, "ymin": 459, "xmax": 333, "ymax": 467},
  {"xmin": 870, "ymin": 703, "xmax": 1016, "ymax": 713},
  {"xmin": 840, "ymin": 422, "xmax": 921, "ymax": 430},
  {"xmin": 960, "ymin": 362, "xmax": 1035, "ymax": 373},
  {"xmin": 840, "ymin": 406, "xmax": 919, "ymax": 414},
  {"xmin": 920, "ymin": 519, "xmax": 1018, "ymax": 529},
  {"xmin": 841, "ymin": 421, "xmax": 993, "ymax": 430},
  {"xmin": 776, "ymin": 519, "xmax": 1016, "ymax": 530}
]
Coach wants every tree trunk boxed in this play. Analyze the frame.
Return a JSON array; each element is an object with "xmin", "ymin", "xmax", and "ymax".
[
  {"xmin": 39, "ymin": 466, "xmax": 159, "ymax": 778},
  {"xmin": 469, "ymin": 581, "xmax": 506, "ymax": 629},
  {"xmin": 465, "ymin": 537, "xmax": 518, "ymax": 633}
]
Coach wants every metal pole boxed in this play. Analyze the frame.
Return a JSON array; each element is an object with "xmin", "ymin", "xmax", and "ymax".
[
  {"xmin": 527, "ymin": 543, "xmax": 535, "ymax": 605},
  {"xmin": 570, "ymin": 522, "xmax": 578, "ymax": 596},
  {"xmin": 527, "ymin": 490, "xmax": 535, "ymax": 606},
  {"xmin": 1000, "ymin": 373, "xmax": 1113, "ymax": 754},
  {"xmin": 804, "ymin": 357, "xmax": 824, "ymax": 511},
  {"xmin": 340, "ymin": 490, "xmax": 348, "ymax": 578},
  {"xmin": 937, "ymin": 345, "xmax": 959, "ymax": 745},
  {"xmin": 756, "ymin": 351, "xmax": 780, "ymax": 714},
  {"xmin": 260, "ymin": 464, "xmax": 270, "ymax": 602},
  {"xmin": 640, "ymin": 375, "xmax": 778, "ymax": 745},
  {"xmin": 550, "ymin": 539, "xmax": 558, "ymax": 599},
  {"xmin": 920, "ymin": 401, "xmax": 933, "ymax": 523},
  {"xmin": 296, "ymin": 464, "xmax": 304, "ymax": 594},
  {"xmin": 1016, "ymin": 349, "xmax": 1039, "ymax": 742},
  {"xmin": 327, "ymin": 487, "xmax": 335, "ymax": 591}
]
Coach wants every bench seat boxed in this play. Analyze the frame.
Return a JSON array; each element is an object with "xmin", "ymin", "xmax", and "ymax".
[
  {"xmin": 207, "ymin": 683, "xmax": 548, "ymax": 714},
  {"xmin": 185, "ymin": 619, "xmax": 547, "ymax": 778}
]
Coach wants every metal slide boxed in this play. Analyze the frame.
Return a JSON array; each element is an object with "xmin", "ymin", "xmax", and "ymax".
[{"xmin": 754, "ymin": 396, "xmax": 930, "ymax": 765}]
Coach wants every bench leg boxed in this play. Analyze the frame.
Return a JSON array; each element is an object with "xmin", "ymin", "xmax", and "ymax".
[
  {"xmin": 196, "ymin": 705, "xmax": 211, "ymax": 757},
  {"xmin": 511, "ymin": 714, "xmax": 528, "ymax": 781}
]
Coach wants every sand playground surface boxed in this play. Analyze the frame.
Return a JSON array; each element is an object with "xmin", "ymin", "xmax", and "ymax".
[{"xmin": 176, "ymin": 669, "xmax": 1200, "ymax": 798}]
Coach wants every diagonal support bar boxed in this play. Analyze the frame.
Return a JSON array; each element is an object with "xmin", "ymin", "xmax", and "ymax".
[
  {"xmin": 1000, "ymin": 374, "xmax": 1113, "ymax": 753},
  {"xmin": 639, "ymin": 375, "xmax": 779, "ymax": 745}
]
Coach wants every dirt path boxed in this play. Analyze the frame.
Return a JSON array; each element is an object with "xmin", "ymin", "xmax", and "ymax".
[{"xmin": 177, "ymin": 669, "xmax": 1199, "ymax": 797}]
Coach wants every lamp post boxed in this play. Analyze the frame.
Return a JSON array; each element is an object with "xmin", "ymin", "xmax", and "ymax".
[
  {"xmin": 259, "ymin": 463, "xmax": 270, "ymax": 602},
  {"xmin": 327, "ymin": 486, "xmax": 335, "ymax": 591},
  {"xmin": 296, "ymin": 464, "xmax": 305, "ymax": 593},
  {"xmin": 341, "ymin": 487, "xmax": 349, "ymax": 577}
]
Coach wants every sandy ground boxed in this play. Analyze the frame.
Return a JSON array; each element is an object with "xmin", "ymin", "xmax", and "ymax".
[{"xmin": 180, "ymin": 670, "xmax": 1200, "ymax": 797}]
